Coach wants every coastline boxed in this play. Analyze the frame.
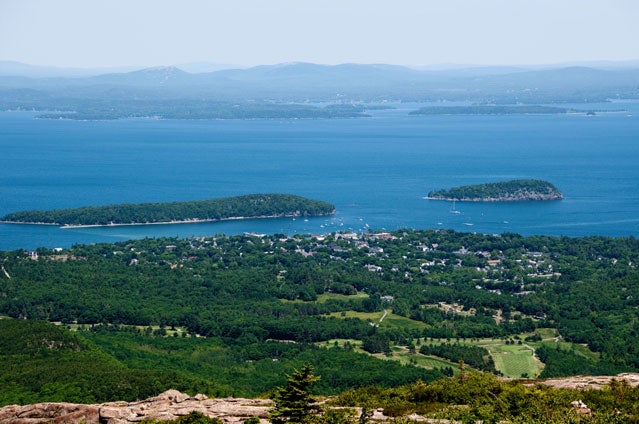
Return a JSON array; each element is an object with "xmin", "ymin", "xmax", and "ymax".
[
  {"xmin": 1, "ymin": 211, "xmax": 336, "ymax": 229},
  {"xmin": 0, "ymin": 221, "xmax": 60, "ymax": 226},
  {"xmin": 424, "ymin": 195, "xmax": 563, "ymax": 202}
]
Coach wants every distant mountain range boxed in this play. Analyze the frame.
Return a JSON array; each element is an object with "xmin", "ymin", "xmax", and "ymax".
[
  {"xmin": 0, "ymin": 61, "xmax": 638, "ymax": 117},
  {"xmin": 4, "ymin": 59, "xmax": 639, "ymax": 77},
  {"xmin": 0, "ymin": 61, "xmax": 142, "ymax": 78}
]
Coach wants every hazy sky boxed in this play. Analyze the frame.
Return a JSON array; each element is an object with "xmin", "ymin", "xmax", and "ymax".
[{"xmin": 1, "ymin": 0, "xmax": 638, "ymax": 68}]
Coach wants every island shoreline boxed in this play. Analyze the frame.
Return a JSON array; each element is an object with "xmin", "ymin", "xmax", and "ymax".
[
  {"xmin": 1, "ymin": 211, "xmax": 336, "ymax": 229},
  {"xmin": 423, "ymin": 196, "xmax": 563, "ymax": 202}
]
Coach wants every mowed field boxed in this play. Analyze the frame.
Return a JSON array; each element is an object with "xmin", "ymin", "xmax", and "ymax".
[
  {"xmin": 327, "ymin": 308, "xmax": 542, "ymax": 377},
  {"xmin": 327, "ymin": 309, "xmax": 429, "ymax": 331},
  {"xmin": 482, "ymin": 342, "xmax": 541, "ymax": 378}
]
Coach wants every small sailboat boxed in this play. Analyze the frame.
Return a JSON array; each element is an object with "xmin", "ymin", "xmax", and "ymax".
[{"xmin": 450, "ymin": 200, "xmax": 461, "ymax": 214}]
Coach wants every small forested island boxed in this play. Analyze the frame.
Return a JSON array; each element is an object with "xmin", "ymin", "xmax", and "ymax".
[
  {"xmin": 409, "ymin": 105, "xmax": 588, "ymax": 116},
  {"xmin": 427, "ymin": 179, "xmax": 563, "ymax": 201},
  {"xmin": 1, "ymin": 194, "xmax": 335, "ymax": 227}
]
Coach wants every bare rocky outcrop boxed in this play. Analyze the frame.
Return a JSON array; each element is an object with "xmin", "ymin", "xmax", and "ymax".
[
  {"xmin": 537, "ymin": 373, "xmax": 639, "ymax": 390},
  {"xmin": 0, "ymin": 390, "xmax": 273, "ymax": 424},
  {"xmin": 0, "ymin": 392, "xmax": 444, "ymax": 424},
  {"xmin": 0, "ymin": 402, "xmax": 100, "ymax": 424}
]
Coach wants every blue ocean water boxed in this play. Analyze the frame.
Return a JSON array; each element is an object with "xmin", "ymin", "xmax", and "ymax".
[{"xmin": 1, "ymin": 102, "xmax": 638, "ymax": 250}]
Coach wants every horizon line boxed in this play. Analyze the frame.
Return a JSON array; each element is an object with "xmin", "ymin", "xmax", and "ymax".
[{"xmin": 2, "ymin": 58, "xmax": 639, "ymax": 72}]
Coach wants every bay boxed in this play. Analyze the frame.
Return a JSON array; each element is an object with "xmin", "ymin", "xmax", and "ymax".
[{"xmin": 1, "ymin": 102, "xmax": 638, "ymax": 250}]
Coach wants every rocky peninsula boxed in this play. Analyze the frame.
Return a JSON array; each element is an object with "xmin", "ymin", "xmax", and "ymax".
[{"xmin": 427, "ymin": 179, "xmax": 563, "ymax": 202}]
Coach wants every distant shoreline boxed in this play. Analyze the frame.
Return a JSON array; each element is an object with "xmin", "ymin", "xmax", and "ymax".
[
  {"xmin": 408, "ymin": 105, "xmax": 628, "ymax": 116},
  {"xmin": 0, "ymin": 221, "xmax": 59, "ymax": 226},
  {"xmin": 1, "ymin": 212, "xmax": 334, "ymax": 229},
  {"xmin": 423, "ymin": 196, "xmax": 562, "ymax": 202}
]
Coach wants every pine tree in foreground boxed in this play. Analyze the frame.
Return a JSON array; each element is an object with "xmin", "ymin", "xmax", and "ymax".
[{"xmin": 269, "ymin": 365, "xmax": 321, "ymax": 424}]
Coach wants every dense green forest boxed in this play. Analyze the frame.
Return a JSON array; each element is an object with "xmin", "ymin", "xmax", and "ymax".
[
  {"xmin": 427, "ymin": 179, "xmax": 563, "ymax": 201},
  {"xmin": 1, "ymin": 194, "xmax": 335, "ymax": 226},
  {"xmin": 2, "ymin": 229, "xmax": 639, "ymax": 410},
  {"xmin": 0, "ymin": 319, "xmax": 437, "ymax": 405}
]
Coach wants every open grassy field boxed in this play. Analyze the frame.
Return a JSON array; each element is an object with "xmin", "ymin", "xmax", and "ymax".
[
  {"xmin": 536, "ymin": 328, "xmax": 558, "ymax": 340},
  {"xmin": 324, "ymin": 316, "xmax": 545, "ymax": 377},
  {"xmin": 315, "ymin": 292, "xmax": 369, "ymax": 303},
  {"xmin": 538, "ymin": 340, "xmax": 600, "ymax": 361},
  {"xmin": 381, "ymin": 313, "xmax": 430, "ymax": 331},
  {"xmin": 328, "ymin": 309, "xmax": 429, "ymax": 331},
  {"xmin": 322, "ymin": 331, "xmax": 602, "ymax": 379},
  {"xmin": 319, "ymin": 338, "xmax": 363, "ymax": 349},
  {"xmin": 486, "ymin": 342, "xmax": 541, "ymax": 378},
  {"xmin": 319, "ymin": 339, "xmax": 460, "ymax": 373},
  {"xmin": 60, "ymin": 322, "xmax": 192, "ymax": 337},
  {"xmin": 328, "ymin": 310, "xmax": 385, "ymax": 322},
  {"xmin": 282, "ymin": 292, "xmax": 369, "ymax": 304},
  {"xmin": 388, "ymin": 350, "xmax": 460, "ymax": 373},
  {"xmin": 420, "ymin": 336, "xmax": 544, "ymax": 378}
]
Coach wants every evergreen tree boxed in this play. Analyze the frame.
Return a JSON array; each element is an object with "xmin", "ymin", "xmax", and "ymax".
[{"xmin": 269, "ymin": 365, "xmax": 321, "ymax": 424}]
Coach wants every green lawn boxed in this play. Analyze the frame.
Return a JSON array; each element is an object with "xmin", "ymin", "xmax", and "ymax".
[
  {"xmin": 535, "ymin": 328, "xmax": 558, "ymax": 340},
  {"xmin": 62, "ymin": 323, "xmax": 192, "ymax": 337},
  {"xmin": 318, "ymin": 339, "xmax": 460, "ymax": 373},
  {"xmin": 328, "ymin": 310, "xmax": 384, "ymax": 322},
  {"xmin": 484, "ymin": 343, "xmax": 541, "ymax": 378},
  {"xmin": 319, "ymin": 338, "xmax": 363, "ymax": 349},
  {"xmin": 391, "ymin": 351, "xmax": 460, "ymax": 373},
  {"xmin": 422, "ymin": 336, "xmax": 544, "ymax": 378},
  {"xmin": 382, "ymin": 313, "xmax": 430, "ymax": 331},
  {"xmin": 327, "ymin": 310, "xmax": 428, "ymax": 331},
  {"xmin": 315, "ymin": 292, "xmax": 369, "ymax": 303}
]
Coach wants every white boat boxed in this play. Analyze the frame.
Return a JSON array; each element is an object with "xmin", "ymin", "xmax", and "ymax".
[{"xmin": 450, "ymin": 200, "xmax": 461, "ymax": 214}]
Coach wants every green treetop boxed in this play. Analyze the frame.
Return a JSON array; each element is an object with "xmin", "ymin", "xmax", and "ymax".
[{"xmin": 270, "ymin": 365, "xmax": 321, "ymax": 424}]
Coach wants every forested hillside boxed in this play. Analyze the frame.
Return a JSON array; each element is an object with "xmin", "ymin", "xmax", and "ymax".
[
  {"xmin": 3, "ymin": 319, "xmax": 639, "ymax": 422},
  {"xmin": 1, "ymin": 228, "xmax": 638, "ymax": 392},
  {"xmin": 0, "ymin": 319, "xmax": 438, "ymax": 406}
]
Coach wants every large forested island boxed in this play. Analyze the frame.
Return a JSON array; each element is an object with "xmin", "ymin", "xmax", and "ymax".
[
  {"xmin": 0, "ymin": 194, "xmax": 335, "ymax": 227},
  {"xmin": 34, "ymin": 102, "xmax": 369, "ymax": 121},
  {"xmin": 427, "ymin": 179, "xmax": 563, "ymax": 201}
]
